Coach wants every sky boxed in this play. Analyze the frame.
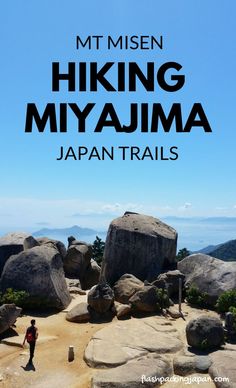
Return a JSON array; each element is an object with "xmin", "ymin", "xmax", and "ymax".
[{"xmin": 0, "ymin": 1, "xmax": 236, "ymax": 233}]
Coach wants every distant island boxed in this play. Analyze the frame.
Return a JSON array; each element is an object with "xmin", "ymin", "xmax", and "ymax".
[
  {"xmin": 31, "ymin": 222, "xmax": 236, "ymax": 261},
  {"xmin": 32, "ymin": 225, "xmax": 106, "ymax": 245}
]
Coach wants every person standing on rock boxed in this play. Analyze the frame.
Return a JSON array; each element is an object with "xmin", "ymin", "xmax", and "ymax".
[{"xmin": 23, "ymin": 319, "xmax": 38, "ymax": 364}]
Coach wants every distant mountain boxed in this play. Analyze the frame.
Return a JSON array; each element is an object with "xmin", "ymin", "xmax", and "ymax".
[
  {"xmin": 208, "ymin": 239, "xmax": 236, "ymax": 261},
  {"xmin": 33, "ymin": 225, "xmax": 102, "ymax": 238},
  {"xmin": 201, "ymin": 217, "xmax": 236, "ymax": 224},
  {"xmin": 197, "ymin": 243, "xmax": 223, "ymax": 255},
  {"xmin": 163, "ymin": 216, "xmax": 236, "ymax": 224},
  {"xmin": 162, "ymin": 216, "xmax": 202, "ymax": 222}
]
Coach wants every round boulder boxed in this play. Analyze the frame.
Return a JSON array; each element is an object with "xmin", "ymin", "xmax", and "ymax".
[
  {"xmin": 129, "ymin": 285, "xmax": 164, "ymax": 313},
  {"xmin": 0, "ymin": 245, "xmax": 71, "ymax": 310},
  {"xmin": 88, "ymin": 283, "xmax": 114, "ymax": 313},
  {"xmin": 113, "ymin": 274, "xmax": 144, "ymax": 304},
  {"xmin": 186, "ymin": 315, "xmax": 224, "ymax": 349}
]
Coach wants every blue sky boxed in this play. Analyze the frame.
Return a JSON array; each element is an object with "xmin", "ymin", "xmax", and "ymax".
[{"xmin": 0, "ymin": 1, "xmax": 236, "ymax": 231}]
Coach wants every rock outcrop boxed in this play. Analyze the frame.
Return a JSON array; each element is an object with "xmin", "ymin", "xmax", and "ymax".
[
  {"xmin": 88, "ymin": 283, "xmax": 114, "ymax": 313},
  {"xmin": 152, "ymin": 270, "xmax": 185, "ymax": 298},
  {"xmin": 36, "ymin": 237, "xmax": 67, "ymax": 259},
  {"xmin": 85, "ymin": 260, "xmax": 101, "ymax": 289},
  {"xmin": 101, "ymin": 212, "xmax": 177, "ymax": 284},
  {"xmin": 63, "ymin": 241, "xmax": 100, "ymax": 289},
  {"xmin": 0, "ymin": 246, "xmax": 71, "ymax": 310},
  {"xmin": 0, "ymin": 232, "xmax": 30, "ymax": 275},
  {"xmin": 178, "ymin": 254, "xmax": 236, "ymax": 306},
  {"xmin": 65, "ymin": 278, "xmax": 86, "ymax": 295},
  {"xmin": 129, "ymin": 285, "xmax": 162, "ymax": 312},
  {"xmin": 23, "ymin": 236, "xmax": 40, "ymax": 250},
  {"xmin": 91, "ymin": 354, "xmax": 173, "ymax": 387},
  {"xmin": 113, "ymin": 274, "xmax": 144, "ymax": 304},
  {"xmin": 85, "ymin": 317, "xmax": 183, "ymax": 368},
  {"xmin": 209, "ymin": 350, "xmax": 236, "ymax": 388},
  {"xmin": 0, "ymin": 304, "xmax": 22, "ymax": 334},
  {"xmin": 114, "ymin": 302, "xmax": 131, "ymax": 319},
  {"xmin": 173, "ymin": 355, "xmax": 211, "ymax": 376},
  {"xmin": 186, "ymin": 315, "xmax": 224, "ymax": 349}
]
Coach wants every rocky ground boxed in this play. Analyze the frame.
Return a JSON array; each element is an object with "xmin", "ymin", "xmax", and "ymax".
[
  {"xmin": 0, "ymin": 293, "xmax": 101, "ymax": 388},
  {"xmin": 1, "ymin": 293, "xmax": 233, "ymax": 388},
  {"xmin": 1, "ymin": 217, "xmax": 236, "ymax": 387}
]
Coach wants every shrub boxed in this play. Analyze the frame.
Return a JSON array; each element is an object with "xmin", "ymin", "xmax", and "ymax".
[
  {"xmin": 0, "ymin": 288, "xmax": 29, "ymax": 307},
  {"xmin": 186, "ymin": 285, "xmax": 208, "ymax": 307},
  {"xmin": 156, "ymin": 288, "xmax": 170, "ymax": 310},
  {"xmin": 216, "ymin": 289, "xmax": 236, "ymax": 313},
  {"xmin": 228, "ymin": 306, "xmax": 236, "ymax": 332}
]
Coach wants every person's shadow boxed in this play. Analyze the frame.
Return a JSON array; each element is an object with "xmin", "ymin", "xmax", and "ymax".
[{"xmin": 21, "ymin": 362, "xmax": 36, "ymax": 372}]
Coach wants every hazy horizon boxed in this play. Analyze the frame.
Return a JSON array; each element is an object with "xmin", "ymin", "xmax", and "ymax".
[
  {"xmin": 1, "ymin": 1, "xmax": 235, "ymax": 252},
  {"xmin": 1, "ymin": 215, "xmax": 236, "ymax": 251}
]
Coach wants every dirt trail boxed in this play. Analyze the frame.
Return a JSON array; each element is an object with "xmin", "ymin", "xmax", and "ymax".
[
  {"xmin": 0, "ymin": 294, "xmax": 111, "ymax": 388},
  {"xmin": 0, "ymin": 297, "xmax": 218, "ymax": 388}
]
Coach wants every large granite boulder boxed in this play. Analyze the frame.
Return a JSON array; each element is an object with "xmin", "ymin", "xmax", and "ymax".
[
  {"xmin": 36, "ymin": 237, "xmax": 67, "ymax": 259},
  {"xmin": 0, "ymin": 304, "xmax": 22, "ymax": 334},
  {"xmin": 0, "ymin": 246, "xmax": 71, "ymax": 310},
  {"xmin": 152, "ymin": 270, "xmax": 185, "ymax": 298},
  {"xmin": 113, "ymin": 274, "xmax": 144, "ymax": 304},
  {"xmin": 63, "ymin": 241, "xmax": 92, "ymax": 276},
  {"xmin": 63, "ymin": 242, "xmax": 100, "ymax": 289},
  {"xmin": 186, "ymin": 315, "xmax": 224, "ymax": 349},
  {"xmin": 178, "ymin": 254, "xmax": 236, "ymax": 306},
  {"xmin": 0, "ymin": 232, "xmax": 30, "ymax": 275},
  {"xmin": 88, "ymin": 283, "xmax": 114, "ymax": 313},
  {"xmin": 101, "ymin": 212, "xmax": 177, "ymax": 284}
]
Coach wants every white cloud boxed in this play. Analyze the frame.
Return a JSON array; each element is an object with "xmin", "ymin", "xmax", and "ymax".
[
  {"xmin": 101, "ymin": 202, "xmax": 142, "ymax": 214},
  {"xmin": 184, "ymin": 202, "xmax": 192, "ymax": 208},
  {"xmin": 178, "ymin": 202, "xmax": 192, "ymax": 211},
  {"xmin": 0, "ymin": 197, "xmax": 143, "ymax": 230},
  {"xmin": 2, "ymin": 197, "xmax": 234, "ymax": 233}
]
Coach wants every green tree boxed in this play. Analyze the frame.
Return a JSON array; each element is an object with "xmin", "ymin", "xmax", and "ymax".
[
  {"xmin": 92, "ymin": 236, "xmax": 105, "ymax": 265},
  {"xmin": 176, "ymin": 248, "xmax": 190, "ymax": 262}
]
